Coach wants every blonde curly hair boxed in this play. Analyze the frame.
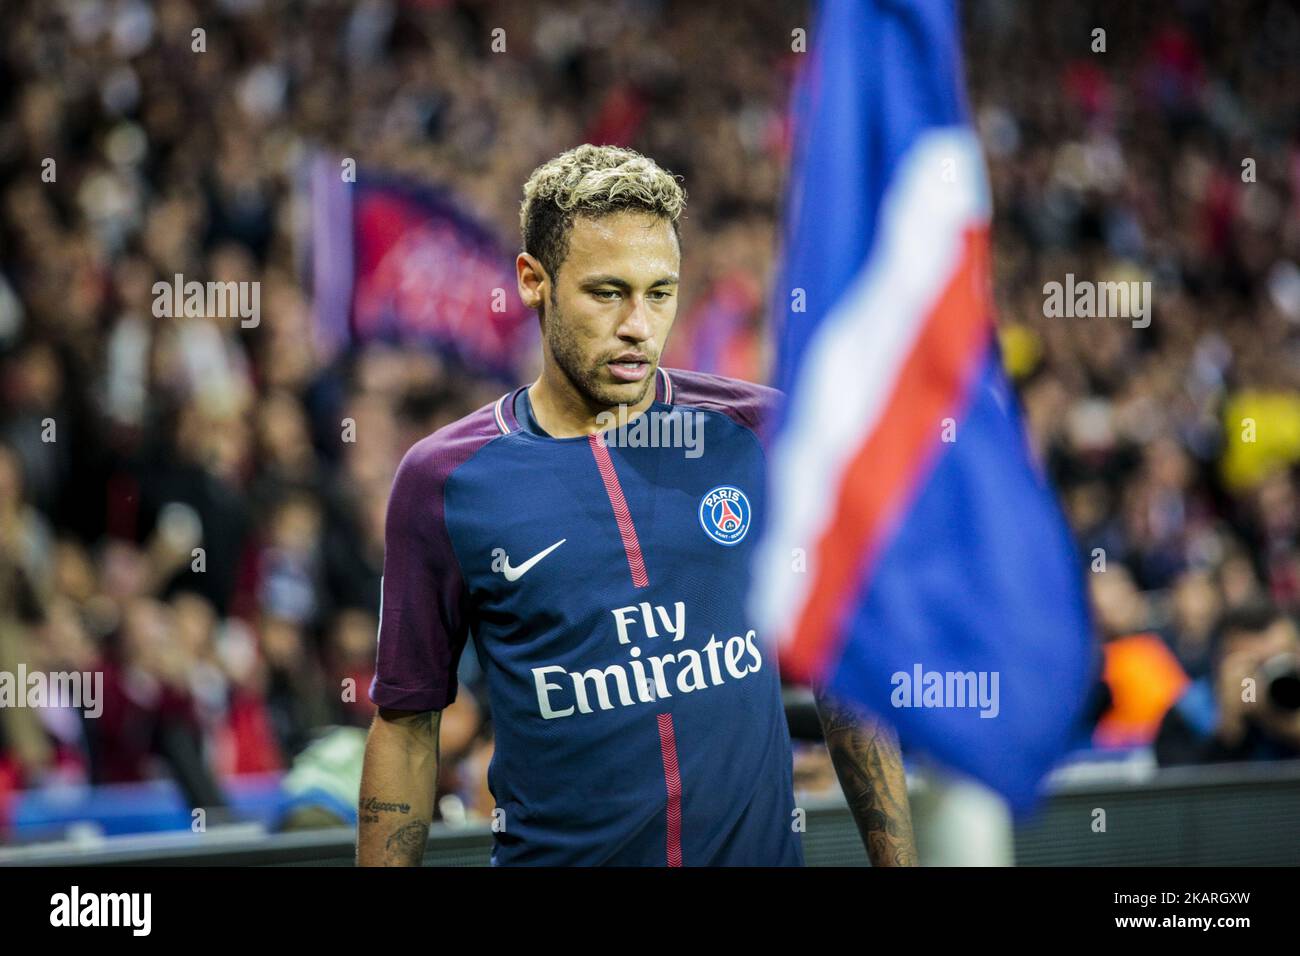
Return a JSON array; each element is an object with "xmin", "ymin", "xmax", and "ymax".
[{"xmin": 520, "ymin": 144, "xmax": 686, "ymax": 284}]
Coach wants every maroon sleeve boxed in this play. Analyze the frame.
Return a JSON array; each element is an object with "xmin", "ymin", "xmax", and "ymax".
[
  {"xmin": 663, "ymin": 367, "xmax": 784, "ymax": 435},
  {"xmin": 369, "ymin": 430, "xmax": 478, "ymax": 712}
]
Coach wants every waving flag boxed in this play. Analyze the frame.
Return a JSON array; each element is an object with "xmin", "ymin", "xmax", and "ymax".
[
  {"xmin": 751, "ymin": 0, "xmax": 1095, "ymax": 812},
  {"xmin": 311, "ymin": 157, "xmax": 536, "ymax": 379}
]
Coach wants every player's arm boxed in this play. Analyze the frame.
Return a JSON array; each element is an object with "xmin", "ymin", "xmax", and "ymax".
[
  {"xmin": 356, "ymin": 707, "xmax": 440, "ymax": 866},
  {"xmin": 357, "ymin": 436, "xmax": 469, "ymax": 866},
  {"xmin": 813, "ymin": 685, "xmax": 918, "ymax": 866}
]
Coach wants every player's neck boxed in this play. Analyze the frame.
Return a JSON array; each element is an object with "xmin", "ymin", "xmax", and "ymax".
[{"xmin": 528, "ymin": 367, "xmax": 656, "ymax": 438}]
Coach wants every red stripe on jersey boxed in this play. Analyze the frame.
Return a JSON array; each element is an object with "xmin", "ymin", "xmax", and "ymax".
[
  {"xmin": 588, "ymin": 435, "xmax": 650, "ymax": 588},
  {"xmin": 656, "ymin": 712, "xmax": 684, "ymax": 867}
]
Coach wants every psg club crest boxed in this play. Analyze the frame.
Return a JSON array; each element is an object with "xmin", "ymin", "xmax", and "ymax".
[{"xmin": 699, "ymin": 485, "xmax": 751, "ymax": 546}]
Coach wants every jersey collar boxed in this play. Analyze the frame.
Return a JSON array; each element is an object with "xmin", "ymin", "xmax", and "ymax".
[{"xmin": 494, "ymin": 366, "xmax": 674, "ymax": 436}]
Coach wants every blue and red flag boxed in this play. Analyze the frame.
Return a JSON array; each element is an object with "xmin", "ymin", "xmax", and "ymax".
[
  {"xmin": 311, "ymin": 157, "xmax": 536, "ymax": 379},
  {"xmin": 751, "ymin": 0, "xmax": 1096, "ymax": 812}
]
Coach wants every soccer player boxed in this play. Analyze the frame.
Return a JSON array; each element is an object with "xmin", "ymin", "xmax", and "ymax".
[{"xmin": 356, "ymin": 145, "xmax": 916, "ymax": 866}]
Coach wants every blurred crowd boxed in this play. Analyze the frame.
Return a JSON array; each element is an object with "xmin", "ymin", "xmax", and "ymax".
[
  {"xmin": 970, "ymin": 0, "xmax": 1300, "ymax": 763},
  {"xmin": 1, "ymin": 0, "xmax": 1299, "ymax": 838}
]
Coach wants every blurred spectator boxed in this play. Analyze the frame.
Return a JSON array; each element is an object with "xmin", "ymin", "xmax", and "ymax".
[
  {"xmin": 88, "ymin": 596, "xmax": 227, "ymax": 810},
  {"xmin": 1155, "ymin": 601, "xmax": 1300, "ymax": 765},
  {"xmin": 1161, "ymin": 567, "xmax": 1222, "ymax": 679},
  {"xmin": 1090, "ymin": 564, "xmax": 1192, "ymax": 748}
]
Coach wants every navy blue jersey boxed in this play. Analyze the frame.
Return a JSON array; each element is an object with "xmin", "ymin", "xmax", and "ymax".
[{"xmin": 370, "ymin": 367, "xmax": 803, "ymax": 866}]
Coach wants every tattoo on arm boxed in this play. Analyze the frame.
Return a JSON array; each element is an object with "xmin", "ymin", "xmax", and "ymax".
[
  {"xmin": 357, "ymin": 709, "xmax": 440, "ymax": 866},
  {"xmin": 358, "ymin": 796, "xmax": 413, "ymax": 825},
  {"xmin": 383, "ymin": 820, "xmax": 430, "ymax": 866},
  {"xmin": 814, "ymin": 686, "xmax": 918, "ymax": 867}
]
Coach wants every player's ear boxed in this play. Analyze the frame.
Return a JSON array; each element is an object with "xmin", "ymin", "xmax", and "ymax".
[{"xmin": 517, "ymin": 253, "xmax": 548, "ymax": 314}]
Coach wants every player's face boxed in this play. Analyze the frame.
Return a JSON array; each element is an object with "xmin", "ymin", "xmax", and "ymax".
[{"xmin": 543, "ymin": 210, "xmax": 680, "ymax": 408}]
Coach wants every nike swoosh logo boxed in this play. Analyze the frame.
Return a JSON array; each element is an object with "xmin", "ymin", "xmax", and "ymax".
[{"xmin": 501, "ymin": 539, "xmax": 566, "ymax": 582}]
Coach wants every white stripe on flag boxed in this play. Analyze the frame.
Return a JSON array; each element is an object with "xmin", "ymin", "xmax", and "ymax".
[{"xmin": 752, "ymin": 127, "xmax": 991, "ymax": 650}]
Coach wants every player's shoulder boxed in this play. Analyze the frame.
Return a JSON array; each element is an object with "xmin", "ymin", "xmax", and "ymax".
[
  {"xmin": 662, "ymin": 366, "xmax": 783, "ymax": 433},
  {"xmin": 394, "ymin": 396, "xmax": 506, "ymax": 494}
]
